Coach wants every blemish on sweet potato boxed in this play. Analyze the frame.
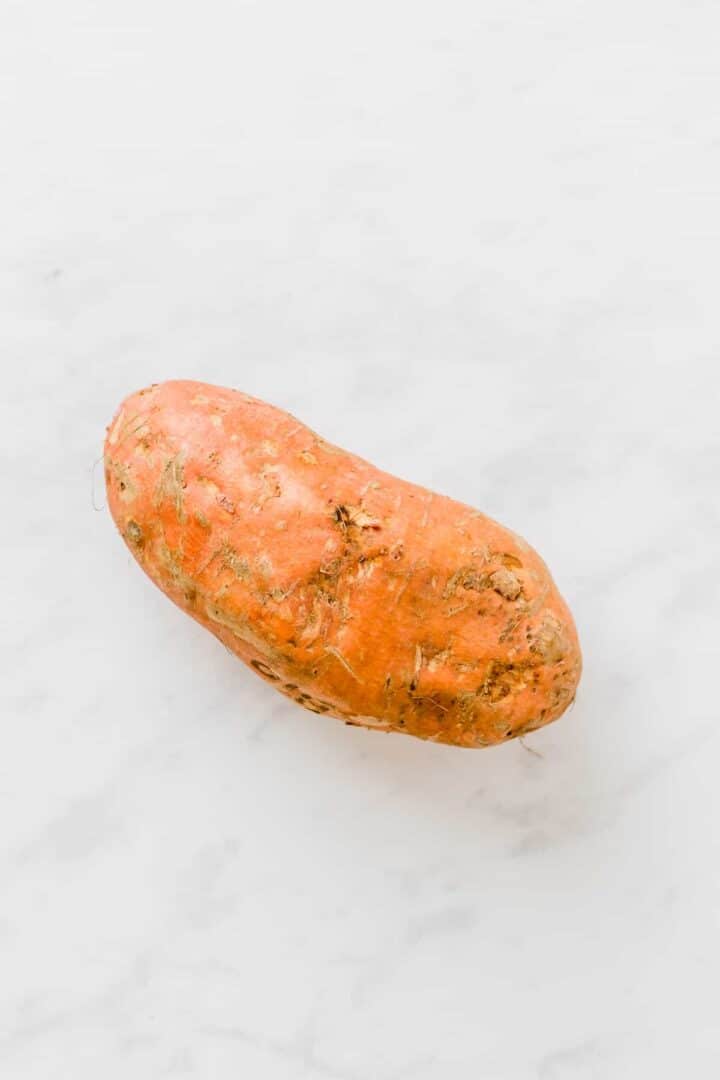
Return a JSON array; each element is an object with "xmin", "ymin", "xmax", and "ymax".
[
  {"xmin": 109, "ymin": 460, "xmax": 137, "ymax": 503},
  {"xmin": 495, "ymin": 552, "xmax": 523, "ymax": 570},
  {"xmin": 253, "ymin": 468, "xmax": 282, "ymax": 511},
  {"xmin": 155, "ymin": 454, "xmax": 186, "ymax": 521},
  {"xmin": 488, "ymin": 567, "xmax": 522, "ymax": 601},
  {"xmin": 126, "ymin": 520, "xmax": 144, "ymax": 547},
  {"xmin": 529, "ymin": 612, "xmax": 568, "ymax": 663},
  {"xmin": 216, "ymin": 493, "xmax": 236, "ymax": 515},
  {"xmin": 251, "ymin": 658, "xmax": 280, "ymax": 681},
  {"xmin": 333, "ymin": 504, "xmax": 381, "ymax": 531},
  {"xmin": 221, "ymin": 545, "xmax": 251, "ymax": 581}
]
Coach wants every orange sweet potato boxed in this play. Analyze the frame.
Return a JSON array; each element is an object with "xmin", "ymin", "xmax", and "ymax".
[{"xmin": 105, "ymin": 381, "xmax": 581, "ymax": 748}]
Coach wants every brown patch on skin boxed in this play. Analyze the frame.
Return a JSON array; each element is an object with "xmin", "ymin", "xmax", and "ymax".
[
  {"xmin": 294, "ymin": 692, "xmax": 333, "ymax": 714},
  {"xmin": 457, "ymin": 691, "xmax": 478, "ymax": 719},
  {"xmin": 354, "ymin": 545, "xmax": 389, "ymax": 581},
  {"xmin": 297, "ymin": 589, "xmax": 335, "ymax": 647},
  {"xmin": 333, "ymin": 504, "xmax": 381, "ymax": 532},
  {"xmin": 268, "ymin": 583, "xmax": 298, "ymax": 602},
  {"xmin": 530, "ymin": 612, "xmax": 568, "ymax": 663},
  {"xmin": 217, "ymin": 493, "xmax": 236, "ymax": 515},
  {"xmin": 446, "ymin": 565, "xmax": 523, "ymax": 602},
  {"xmin": 443, "ymin": 566, "xmax": 483, "ymax": 599},
  {"xmin": 552, "ymin": 684, "xmax": 574, "ymax": 709},
  {"xmin": 126, "ymin": 520, "xmax": 144, "ymax": 547},
  {"xmin": 108, "ymin": 460, "xmax": 138, "ymax": 503},
  {"xmin": 299, "ymin": 449, "xmax": 318, "ymax": 465},
  {"xmin": 253, "ymin": 468, "xmax": 282, "ymax": 511},
  {"xmin": 294, "ymin": 539, "xmax": 365, "ymax": 634},
  {"xmin": 498, "ymin": 614, "xmax": 524, "ymax": 643},
  {"xmin": 478, "ymin": 660, "xmax": 532, "ymax": 703},
  {"xmin": 251, "ymin": 658, "xmax": 280, "ymax": 681},
  {"xmin": 221, "ymin": 545, "xmax": 251, "ymax": 581},
  {"xmin": 157, "ymin": 545, "xmax": 200, "ymax": 607},
  {"xmin": 488, "ymin": 567, "xmax": 522, "ymax": 600},
  {"xmin": 108, "ymin": 405, "xmax": 157, "ymax": 451},
  {"xmin": 424, "ymin": 645, "xmax": 453, "ymax": 672},
  {"xmin": 495, "ymin": 552, "xmax": 523, "ymax": 570},
  {"xmin": 155, "ymin": 454, "xmax": 186, "ymax": 521},
  {"xmin": 468, "ymin": 573, "xmax": 491, "ymax": 594},
  {"xmin": 356, "ymin": 546, "xmax": 388, "ymax": 565},
  {"xmin": 133, "ymin": 433, "xmax": 155, "ymax": 459}
]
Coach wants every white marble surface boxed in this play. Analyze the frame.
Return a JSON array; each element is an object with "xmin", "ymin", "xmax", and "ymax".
[{"xmin": 3, "ymin": 2, "xmax": 720, "ymax": 1076}]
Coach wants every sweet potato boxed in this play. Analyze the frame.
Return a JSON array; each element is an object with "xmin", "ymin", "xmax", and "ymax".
[{"xmin": 105, "ymin": 380, "xmax": 581, "ymax": 748}]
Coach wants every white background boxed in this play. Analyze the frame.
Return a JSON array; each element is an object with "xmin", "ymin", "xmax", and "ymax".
[{"xmin": 3, "ymin": 2, "xmax": 720, "ymax": 1077}]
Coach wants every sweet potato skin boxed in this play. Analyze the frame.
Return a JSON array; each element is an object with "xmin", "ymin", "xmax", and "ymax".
[{"xmin": 105, "ymin": 381, "xmax": 581, "ymax": 748}]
